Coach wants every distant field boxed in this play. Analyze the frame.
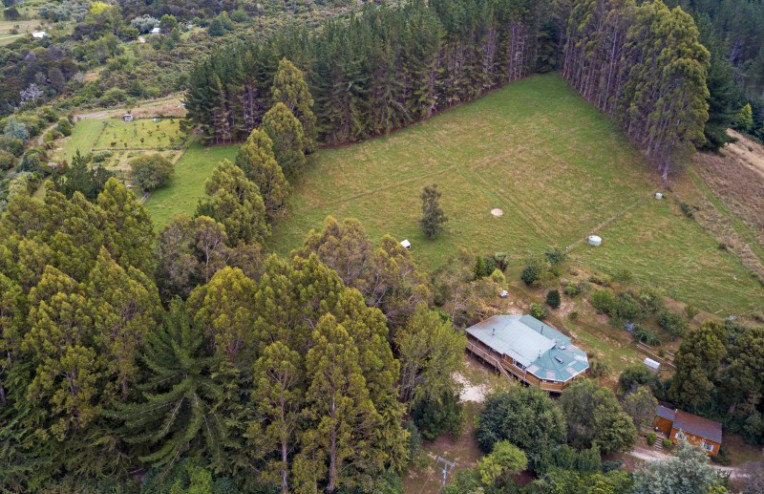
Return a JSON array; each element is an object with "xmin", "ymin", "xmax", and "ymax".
[
  {"xmin": 145, "ymin": 142, "xmax": 237, "ymax": 228},
  {"xmin": 57, "ymin": 117, "xmax": 185, "ymax": 177},
  {"xmin": 270, "ymin": 73, "xmax": 763, "ymax": 315},
  {"xmin": 0, "ymin": 19, "xmax": 44, "ymax": 45}
]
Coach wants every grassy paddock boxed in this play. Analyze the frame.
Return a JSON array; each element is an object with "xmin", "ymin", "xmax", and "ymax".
[
  {"xmin": 270, "ymin": 73, "xmax": 762, "ymax": 314},
  {"xmin": 145, "ymin": 142, "xmax": 238, "ymax": 228}
]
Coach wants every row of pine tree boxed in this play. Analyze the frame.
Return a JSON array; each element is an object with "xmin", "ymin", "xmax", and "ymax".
[
  {"xmin": 186, "ymin": 0, "xmax": 711, "ymax": 179},
  {"xmin": 562, "ymin": 0, "xmax": 710, "ymax": 179},
  {"xmin": 186, "ymin": 0, "xmax": 551, "ymax": 145}
]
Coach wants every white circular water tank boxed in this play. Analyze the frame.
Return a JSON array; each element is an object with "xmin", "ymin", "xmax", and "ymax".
[
  {"xmin": 588, "ymin": 235, "xmax": 602, "ymax": 247},
  {"xmin": 655, "ymin": 192, "xmax": 664, "ymax": 200}
]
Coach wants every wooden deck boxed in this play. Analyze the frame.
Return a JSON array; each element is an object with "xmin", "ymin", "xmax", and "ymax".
[{"xmin": 466, "ymin": 340, "xmax": 566, "ymax": 393}]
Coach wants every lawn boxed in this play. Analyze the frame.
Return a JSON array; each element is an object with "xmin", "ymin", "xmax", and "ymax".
[
  {"xmin": 270, "ymin": 73, "xmax": 762, "ymax": 315},
  {"xmin": 145, "ymin": 142, "xmax": 238, "ymax": 228},
  {"xmin": 0, "ymin": 19, "xmax": 44, "ymax": 45}
]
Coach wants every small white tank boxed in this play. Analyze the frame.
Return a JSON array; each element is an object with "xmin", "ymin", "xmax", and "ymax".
[
  {"xmin": 655, "ymin": 192, "xmax": 664, "ymax": 200},
  {"xmin": 588, "ymin": 235, "xmax": 602, "ymax": 247}
]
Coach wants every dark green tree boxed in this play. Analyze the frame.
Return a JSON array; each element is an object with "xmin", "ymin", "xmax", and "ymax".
[
  {"xmin": 109, "ymin": 300, "xmax": 228, "ymax": 471},
  {"xmin": 272, "ymin": 58, "xmax": 317, "ymax": 153},
  {"xmin": 419, "ymin": 184, "xmax": 447, "ymax": 239},
  {"xmin": 669, "ymin": 321, "xmax": 726, "ymax": 409},
  {"xmin": 54, "ymin": 150, "xmax": 113, "ymax": 200},
  {"xmin": 261, "ymin": 102, "xmax": 306, "ymax": 178},
  {"xmin": 476, "ymin": 387, "xmax": 566, "ymax": 471},
  {"xmin": 130, "ymin": 153, "xmax": 174, "ymax": 192},
  {"xmin": 546, "ymin": 289, "xmax": 561, "ymax": 309},
  {"xmin": 560, "ymin": 379, "xmax": 637, "ymax": 454},
  {"xmin": 196, "ymin": 159, "xmax": 269, "ymax": 246},
  {"xmin": 235, "ymin": 128, "xmax": 290, "ymax": 217}
]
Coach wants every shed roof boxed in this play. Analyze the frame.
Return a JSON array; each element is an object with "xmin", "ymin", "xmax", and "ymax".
[
  {"xmin": 674, "ymin": 410, "xmax": 723, "ymax": 444},
  {"xmin": 465, "ymin": 315, "xmax": 589, "ymax": 382},
  {"xmin": 656, "ymin": 405, "xmax": 676, "ymax": 421}
]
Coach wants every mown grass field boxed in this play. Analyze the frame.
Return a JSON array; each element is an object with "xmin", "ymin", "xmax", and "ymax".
[
  {"xmin": 145, "ymin": 142, "xmax": 237, "ymax": 227},
  {"xmin": 270, "ymin": 73, "xmax": 762, "ymax": 315},
  {"xmin": 61, "ymin": 118, "xmax": 183, "ymax": 160}
]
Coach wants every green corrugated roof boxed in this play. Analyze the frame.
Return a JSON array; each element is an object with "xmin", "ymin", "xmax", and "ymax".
[{"xmin": 466, "ymin": 315, "xmax": 589, "ymax": 383}]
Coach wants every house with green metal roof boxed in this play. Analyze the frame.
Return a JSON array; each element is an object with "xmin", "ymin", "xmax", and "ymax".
[{"xmin": 465, "ymin": 314, "xmax": 589, "ymax": 392}]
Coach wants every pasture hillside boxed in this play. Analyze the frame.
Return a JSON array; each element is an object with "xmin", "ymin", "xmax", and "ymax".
[
  {"xmin": 270, "ymin": 73, "xmax": 763, "ymax": 315},
  {"xmin": 145, "ymin": 142, "xmax": 237, "ymax": 227}
]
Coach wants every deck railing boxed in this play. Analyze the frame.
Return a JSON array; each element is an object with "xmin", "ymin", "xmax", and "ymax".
[{"xmin": 466, "ymin": 340, "xmax": 566, "ymax": 392}]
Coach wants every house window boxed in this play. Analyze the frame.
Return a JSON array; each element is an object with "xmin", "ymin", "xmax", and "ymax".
[
  {"xmin": 675, "ymin": 431, "xmax": 686, "ymax": 441},
  {"xmin": 701, "ymin": 441, "xmax": 714, "ymax": 452}
]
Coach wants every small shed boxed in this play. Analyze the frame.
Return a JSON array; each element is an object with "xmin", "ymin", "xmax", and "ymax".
[
  {"xmin": 122, "ymin": 113, "xmax": 134, "ymax": 122},
  {"xmin": 150, "ymin": 26, "xmax": 161, "ymax": 35},
  {"xmin": 588, "ymin": 235, "xmax": 602, "ymax": 247},
  {"xmin": 400, "ymin": 239, "xmax": 411, "ymax": 249},
  {"xmin": 32, "ymin": 31, "xmax": 47, "ymax": 39},
  {"xmin": 643, "ymin": 357, "xmax": 661, "ymax": 372}
]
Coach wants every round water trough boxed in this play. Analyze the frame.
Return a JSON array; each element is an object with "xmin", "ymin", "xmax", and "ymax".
[{"xmin": 588, "ymin": 235, "xmax": 602, "ymax": 247}]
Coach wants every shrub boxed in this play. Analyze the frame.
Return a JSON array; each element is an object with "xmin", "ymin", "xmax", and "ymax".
[
  {"xmin": 3, "ymin": 7, "xmax": 20, "ymax": 20},
  {"xmin": 563, "ymin": 283, "xmax": 580, "ymax": 297},
  {"xmin": 591, "ymin": 289, "xmax": 616, "ymax": 314},
  {"xmin": 0, "ymin": 136, "xmax": 24, "ymax": 156},
  {"xmin": 494, "ymin": 252, "xmax": 508, "ymax": 270},
  {"xmin": 589, "ymin": 272, "xmax": 612, "ymax": 286},
  {"xmin": 0, "ymin": 150, "xmax": 15, "ymax": 170},
  {"xmin": 685, "ymin": 304, "xmax": 699, "ymax": 320},
  {"xmin": 636, "ymin": 286, "xmax": 665, "ymax": 314},
  {"xmin": 545, "ymin": 247, "xmax": 567, "ymax": 266},
  {"xmin": 618, "ymin": 365, "xmax": 661, "ymax": 395},
  {"xmin": 530, "ymin": 303, "xmax": 547, "ymax": 320},
  {"xmin": 490, "ymin": 268, "xmax": 506, "ymax": 285},
  {"xmin": 633, "ymin": 326, "xmax": 661, "ymax": 346},
  {"xmin": 130, "ymin": 153, "xmax": 174, "ymax": 191},
  {"xmin": 42, "ymin": 129, "xmax": 58, "ymax": 144},
  {"xmin": 646, "ymin": 432, "xmax": 656, "ymax": 446},
  {"xmin": 679, "ymin": 201, "xmax": 698, "ymax": 218},
  {"xmin": 662, "ymin": 439, "xmax": 672, "ymax": 449},
  {"xmin": 569, "ymin": 311, "xmax": 578, "ymax": 321},
  {"xmin": 130, "ymin": 14, "xmax": 160, "ymax": 33},
  {"xmin": 39, "ymin": 106, "xmax": 59, "ymax": 123},
  {"xmin": 602, "ymin": 459, "xmax": 623, "ymax": 472},
  {"xmin": 474, "ymin": 255, "xmax": 497, "ymax": 278},
  {"xmin": 612, "ymin": 292, "xmax": 645, "ymax": 322},
  {"xmin": 99, "ymin": 88, "xmax": 128, "ymax": 106},
  {"xmin": 711, "ymin": 446, "xmax": 731, "ymax": 466},
  {"xmin": 588, "ymin": 358, "xmax": 609, "ymax": 378},
  {"xmin": 4, "ymin": 117, "xmax": 28, "ymax": 142},
  {"xmin": 522, "ymin": 257, "xmax": 545, "ymax": 286},
  {"xmin": 546, "ymin": 289, "xmax": 561, "ymax": 309},
  {"xmin": 657, "ymin": 310, "xmax": 687, "ymax": 340},
  {"xmin": 411, "ymin": 391, "xmax": 464, "ymax": 441},
  {"xmin": 91, "ymin": 151, "xmax": 112, "ymax": 163},
  {"xmin": 58, "ymin": 118, "xmax": 73, "ymax": 137}
]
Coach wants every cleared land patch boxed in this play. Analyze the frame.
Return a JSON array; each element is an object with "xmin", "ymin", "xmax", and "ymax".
[
  {"xmin": 145, "ymin": 142, "xmax": 238, "ymax": 227},
  {"xmin": 55, "ymin": 117, "xmax": 186, "ymax": 181},
  {"xmin": 270, "ymin": 73, "xmax": 763, "ymax": 315}
]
